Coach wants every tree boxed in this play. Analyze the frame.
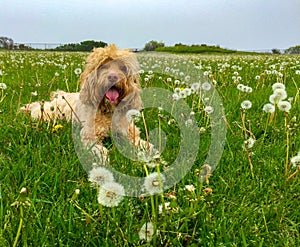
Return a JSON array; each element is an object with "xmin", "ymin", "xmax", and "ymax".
[
  {"xmin": 55, "ymin": 40, "xmax": 107, "ymax": 51},
  {"xmin": 285, "ymin": 45, "xmax": 300, "ymax": 54},
  {"xmin": 0, "ymin": 37, "xmax": 14, "ymax": 50},
  {"xmin": 272, "ymin": 48, "xmax": 281, "ymax": 54},
  {"xmin": 143, "ymin": 40, "xmax": 165, "ymax": 51}
]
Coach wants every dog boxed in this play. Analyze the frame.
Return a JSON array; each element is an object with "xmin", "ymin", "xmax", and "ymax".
[{"xmin": 21, "ymin": 44, "xmax": 152, "ymax": 164}]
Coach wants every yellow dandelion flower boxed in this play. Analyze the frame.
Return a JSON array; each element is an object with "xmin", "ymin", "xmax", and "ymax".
[{"xmin": 52, "ymin": 124, "xmax": 63, "ymax": 132}]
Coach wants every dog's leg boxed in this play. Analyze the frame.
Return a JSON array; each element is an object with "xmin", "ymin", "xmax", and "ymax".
[{"xmin": 75, "ymin": 103, "xmax": 110, "ymax": 165}]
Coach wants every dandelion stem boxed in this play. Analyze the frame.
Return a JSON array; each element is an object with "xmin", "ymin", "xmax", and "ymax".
[
  {"xmin": 286, "ymin": 168, "xmax": 299, "ymax": 183},
  {"xmin": 263, "ymin": 114, "xmax": 270, "ymax": 141},
  {"xmin": 284, "ymin": 114, "xmax": 290, "ymax": 176},
  {"xmin": 13, "ymin": 205, "xmax": 24, "ymax": 247},
  {"xmin": 141, "ymin": 111, "xmax": 150, "ymax": 149},
  {"xmin": 247, "ymin": 150, "xmax": 254, "ymax": 178},
  {"xmin": 150, "ymin": 195, "xmax": 157, "ymax": 223},
  {"xmin": 241, "ymin": 109, "xmax": 247, "ymax": 139}
]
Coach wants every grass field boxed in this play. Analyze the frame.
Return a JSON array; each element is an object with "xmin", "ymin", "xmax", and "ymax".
[{"xmin": 0, "ymin": 50, "xmax": 299, "ymax": 246}]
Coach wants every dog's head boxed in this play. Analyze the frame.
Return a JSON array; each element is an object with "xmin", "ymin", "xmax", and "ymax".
[{"xmin": 79, "ymin": 44, "xmax": 141, "ymax": 110}]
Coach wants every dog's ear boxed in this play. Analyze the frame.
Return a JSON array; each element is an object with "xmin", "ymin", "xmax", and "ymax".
[{"xmin": 79, "ymin": 72, "xmax": 97, "ymax": 106}]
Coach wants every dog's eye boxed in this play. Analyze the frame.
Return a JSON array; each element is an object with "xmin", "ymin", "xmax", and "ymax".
[
  {"xmin": 120, "ymin": 65, "xmax": 127, "ymax": 74},
  {"xmin": 98, "ymin": 65, "xmax": 108, "ymax": 71}
]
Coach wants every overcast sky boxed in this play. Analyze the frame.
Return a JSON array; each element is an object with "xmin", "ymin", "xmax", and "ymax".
[{"xmin": 1, "ymin": 0, "xmax": 299, "ymax": 51}]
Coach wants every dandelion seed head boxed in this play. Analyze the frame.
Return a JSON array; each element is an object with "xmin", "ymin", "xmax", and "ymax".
[
  {"xmin": 139, "ymin": 222, "xmax": 154, "ymax": 242},
  {"xmin": 185, "ymin": 184, "xmax": 195, "ymax": 193},
  {"xmin": 191, "ymin": 82, "xmax": 200, "ymax": 91},
  {"xmin": 144, "ymin": 172, "xmax": 165, "ymax": 195},
  {"xmin": 97, "ymin": 182, "xmax": 124, "ymax": 207},
  {"xmin": 290, "ymin": 153, "xmax": 300, "ymax": 168},
  {"xmin": 89, "ymin": 167, "xmax": 114, "ymax": 186},
  {"xmin": 74, "ymin": 68, "xmax": 82, "ymax": 75},
  {"xmin": 241, "ymin": 100, "xmax": 252, "ymax": 109},
  {"xmin": 237, "ymin": 84, "xmax": 245, "ymax": 91},
  {"xmin": 172, "ymin": 93, "xmax": 179, "ymax": 101},
  {"xmin": 174, "ymin": 88, "xmax": 181, "ymax": 94},
  {"xmin": 204, "ymin": 106, "xmax": 214, "ymax": 114},
  {"xmin": 31, "ymin": 91, "xmax": 38, "ymax": 96},
  {"xmin": 183, "ymin": 88, "xmax": 191, "ymax": 96},
  {"xmin": 263, "ymin": 103, "xmax": 275, "ymax": 113},
  {"xmin": 185, "ymin": 118, "xmax": 193, "ymax": 126},
  {"xmin": 0, "ymin": 83, "xmax": 7, "ymax": 90},
  {"xmin": 272, "ymin": 82, "xmax": 285, "ymax": 91},
  {"xmin": 273, "ymin": 88, "xmax": 287, "ymax": 100},
  {"xmin": 126, "ymin": 109, "xmax": 141, "ymax": 123},
  {"xmin": 179, "ymin": 90, "xmax": 187, "ymax": 99},
  {"xmin": 201, "ymin": 82, "xmax": 211, "ymax": 91},
  {"xmin": 277, "ymin": 101, "xmax": 291, "ymax": 112},
  {"xmin": 244, "ymin": 137, "xmax": 255, "ymax": 149}
]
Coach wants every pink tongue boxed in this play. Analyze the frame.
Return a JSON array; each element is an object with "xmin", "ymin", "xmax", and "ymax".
[{"xmin": 105, "ymin": 88, "xmax": 119, "ymax": 104}]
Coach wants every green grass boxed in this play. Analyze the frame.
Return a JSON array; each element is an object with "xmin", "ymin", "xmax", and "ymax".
[{"xmin": 0, "ymin": 51, "xmax": 299, "ymax": 246}]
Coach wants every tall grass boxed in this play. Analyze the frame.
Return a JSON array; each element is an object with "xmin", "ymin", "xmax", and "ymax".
[{"xmin": 0, "ymin": 51, "xmax": 299, "ymax": 246}]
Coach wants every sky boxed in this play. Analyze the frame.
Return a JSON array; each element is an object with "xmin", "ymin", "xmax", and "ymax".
[{"xmin": 1, "ymin": 0, "xmax": 300, "ymax": 51}]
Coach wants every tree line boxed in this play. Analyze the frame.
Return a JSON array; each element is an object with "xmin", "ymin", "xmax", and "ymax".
[{"xmin": 1, "ymin": 36, "xmax": 300, "ymax": 54}]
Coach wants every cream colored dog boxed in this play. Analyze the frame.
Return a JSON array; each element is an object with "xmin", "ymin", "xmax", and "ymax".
[{"xmin": 21, "ymin": 44, "xmax": 151, "ymax": 163}]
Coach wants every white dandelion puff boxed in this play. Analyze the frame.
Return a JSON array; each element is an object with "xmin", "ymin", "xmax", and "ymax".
[
  {"xmin": 277, "ymin": 101, "xmax": 291, "ymax": 112},
  {"xmin": 204, "ymin": 106, "xmax": 214, "ymax": 114},
  {"xmin": 237, "ymin": 84, "xmax": 245, "ymax": 91},
  {"xmin": 201, "ymin": 82, "xmax": 211, "ymax": 91},
  {"xmin": 290, "ymin": 153, "xmax": 300, "ymax": 168},
  {"xmin": 263, "ymin": 103, "xmax": 275, "ymax": 113},
  {"xmin": 172, "ymin": 93, "xmax": 179, "ymax": 101},
  {"xmin": 139, "ymin": 222, "xmax": 154, "ymax": 242},
  {"xmin": 241, "ymin": 100, "xmax": 252, "ymax": 109},
  {"xmin": 190, "ymin": 82, "xmax": 200, "ymax": 91},
  {"xmin": 31, "ymin": 91, "xmax": 38, "ymax": 96},
  {"xmin": 183, "ymin": 88, "xmax": 192, "ymax": 96},
  {"xmin": 273, "ymin": 88, "xmax": 287, "ymax": 101},
  {"xmin": 144, "ymin": 172, "xmax": 165, "ymax": 195},
  {"xmin": 244, "ymin": 137, "xmax": 255, "ymax": 149},
  {"xmin": 179, "ymin": 90, "xmax": 187, "ymax": 99},
  {"xmin": 272, "ymin": 82, "xmax": 285, "ymax": 91},
  {"xmin": 89, "ymin": 167, "xmax": 114, "ymax": 186},
  {"xmin": 185, "ymin": 118, "xmax": 193, "ymax": 126},
  {"xmin": 126, "ymin": 109, "xmax": 141, "ymax": 123},
  {"xmin": 244, "ymin": 86, "xmax": 253, "ymax": 93},
  {"xmin": 199, "ymin": 127, "xmax": 206, "ymax": 134},
  {"xmin": 97, "ymin": 182, "xmax": 125, "ymax": 207},
  {"xmin": 174, "ymin": 88, "xmax": 181, "ymax": 94},
  {"xmin": 0, "ymin": 83, "xmax": 7, "ymax": 90},
  {"xmin": 74, "ymin": 68, "xmax": 82, "ymax": 75},
  {"xmin": 185, "ymin": 184, "xmax": 195, "ymax": 193}
]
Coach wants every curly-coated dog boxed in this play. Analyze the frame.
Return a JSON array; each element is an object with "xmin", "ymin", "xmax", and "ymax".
[{"xmin": 21, "ymin": 44, "xmax": 150, "ymax": 163}]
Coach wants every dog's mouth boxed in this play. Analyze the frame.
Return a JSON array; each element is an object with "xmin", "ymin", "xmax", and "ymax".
[{"xmin": 105, "ymin": 87, "xmax": 120, "ymax": 105}]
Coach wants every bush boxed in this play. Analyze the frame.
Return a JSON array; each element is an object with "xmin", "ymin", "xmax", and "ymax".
[
  {"xmin": 143, "ymin": 40, "xmax": 165, "ymax": 51},
  {"xmin": 155, "ymin": 44, "xmax": 236, "ymax": 54},
  {"xmin": 55, "ymin": 40, "xmax": 107, "ymax": 51}
]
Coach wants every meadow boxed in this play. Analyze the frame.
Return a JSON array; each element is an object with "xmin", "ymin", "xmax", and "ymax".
[{"xmin": 0, "ymin": 50, "xmax": 299, "ymax": 246}]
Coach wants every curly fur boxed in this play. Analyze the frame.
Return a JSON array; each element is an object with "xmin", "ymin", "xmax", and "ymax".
[{"xmin": 21, "ymin": 44, "xmax": 150, "ymax": 163}]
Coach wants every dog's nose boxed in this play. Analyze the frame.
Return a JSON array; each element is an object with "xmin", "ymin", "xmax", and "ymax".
[{"xmin": 107, "ymin": 73, "xmax": 119, "ymax": 83}]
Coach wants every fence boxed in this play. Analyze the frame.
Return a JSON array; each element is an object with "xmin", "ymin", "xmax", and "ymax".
[{"xmin": 14, "ymin": 43, "xmax": 63, "ymax": 50}]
